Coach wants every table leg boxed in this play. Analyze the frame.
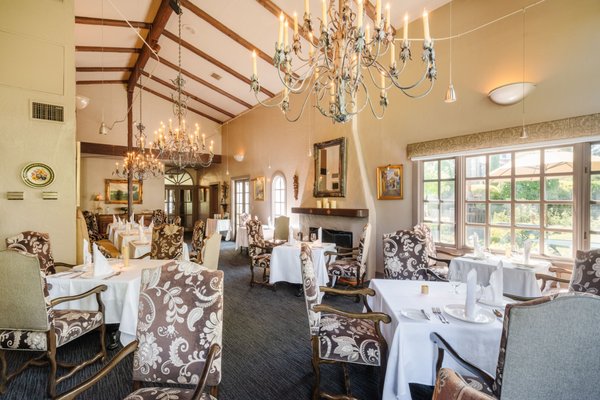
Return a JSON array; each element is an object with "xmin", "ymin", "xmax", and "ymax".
[{"xmin": 106, "ymin": 324, "xmax": 121, "ymax": 350}]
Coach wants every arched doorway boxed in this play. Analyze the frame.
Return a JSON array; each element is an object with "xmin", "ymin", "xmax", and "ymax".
[{"xmin": 164, "ymin": 168, "xmax": 195, "ymax": 232}]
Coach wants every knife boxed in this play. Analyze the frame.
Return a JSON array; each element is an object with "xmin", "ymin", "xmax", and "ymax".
[{"xmin": 420, "ymin": 309, "xmax": 431, "ymax": 320}]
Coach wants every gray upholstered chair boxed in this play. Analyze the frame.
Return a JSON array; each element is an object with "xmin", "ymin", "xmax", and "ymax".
[
  {"xmin": 190, "ymin": 220, "xmax": 206, "ymax": 263},
  {"xmin": 299, "ymin": 243, "xmax": 391, "ymax": 400},
  {"xmin": 5, "ymin": 231, "xmax": 74, "ymax": 275},
  {"xmin": 325, "ymin": 223, "xmax": 372, "ymax": 290},
  {"xmin": 272, "ymin": 215, "xmax": 289, "ymax": 242},
  {"xmin": 201, "ymin": 232, "xmax": 222, "ymax": 271},
  {"xmin": 246, "ymin": 219, "xmax": 272, "ymax": 286},
  {"xmin": 0, "ymin": 251, "xmax": 107, "ymax": 398},
  {"xmin": 430, "ymin": 293, "xmax": 600, "ymax": 400},
  {"xmin": 382, "ymin": 230, "xmax": 447, "ymax": 281},
  {"xmin": 55, "ymin": 262, "xmax": 224, "ymax": 400}
]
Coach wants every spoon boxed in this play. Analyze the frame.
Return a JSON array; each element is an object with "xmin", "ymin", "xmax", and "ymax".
[{"xmin": 493, "ymin": 309, "xmax": 503, "ymax": 319}]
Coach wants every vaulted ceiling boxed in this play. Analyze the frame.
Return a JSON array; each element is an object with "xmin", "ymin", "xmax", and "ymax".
[{"xmin": 75, "ymin": 0, "xmax": 451, "ymax": 125}]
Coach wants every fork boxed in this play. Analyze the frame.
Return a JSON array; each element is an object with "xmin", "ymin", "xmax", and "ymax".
[
  {"xmin": 432, "ymin": 307, "xmax": 449, "ymax": 324},
  {"xmin": 103, "ymin": 271, "xmax": 122, "ymax": 280}
]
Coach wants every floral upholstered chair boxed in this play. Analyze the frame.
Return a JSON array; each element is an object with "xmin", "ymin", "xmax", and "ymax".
[
  {"xmin": 190, "ymin": 220, "xmax": 206, "ymax": 263},
  {"xmin": 299, "ymin": 244, "xmax": 391, "ymax": 400},
  {"xmin": 325, "ymin": 223, "xmax": 372, "ymax": 290},
  {"xmin": 382, "ymin": 230, "xmax": 447, "ymax": 281},
  {"xmin": 82, "ymin": 210, "xmax": 105, "ymax": 241},
  {"xmin": 428, "ymin": 293, "xmax": 600, "ymax": 400},
  {"xmin": 171, "ymin": 215, "xmax": 182, "ymax": 226},
  {"xmin": 0, "ymin": 251, "xmax": 107, "ymax": 398},
  {"xmin": 148, "ymin": 224, "xmax": 184, "ymax": 260},
  {"xmin": 246, "ymin": 219, "xmax": 273, "ymax": 286},
  {"xmin": 413, "ymin": 223, "xmax": 463, "ymax": 279},
  {"xmin": 151, "ymin": 209, "xmax": 167, "ymax": 226},
  {"xmin": 55, "ymin": 262, "xmax": 224, "ymax": 400},
  {"xmin": 5, "ymin": 231, "xmax": 73, "ymax": 275},
  {"xmin": 568, "ymin": 249, "xmax": 600, "ymax": 294}
]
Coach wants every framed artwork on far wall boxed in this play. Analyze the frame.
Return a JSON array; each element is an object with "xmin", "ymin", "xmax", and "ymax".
[
  {"xmin": 253, "ymin": 176, "xmax": 265, "ymax": 201},
  {"xmin": 377, "ymin": 165, "xmax": 403, "ymax": 200},
  {"xmin": 105, "ymin": 179, "xmax": 143, "ymax": 204}
]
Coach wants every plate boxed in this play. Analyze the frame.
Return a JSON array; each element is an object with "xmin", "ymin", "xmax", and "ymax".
[
  {"xmin": 443, "ymin": 304, "xmax": 496, "ymax": 324},
  {"xmin": 399, "ymin": 309, "xmax": 429, "ymax": 321},
  {"xmin": 21, "ymin": 163, "xmax": 55, "ymax": 188}
]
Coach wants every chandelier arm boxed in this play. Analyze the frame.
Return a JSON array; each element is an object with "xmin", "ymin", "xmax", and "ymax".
[
  {"xmin": 389, "ymin": 65, "xmax": 430, "ymax": 91},
  {"xmin": 282, "ymin": 89, "xmax": 314, "ymax": 123},
  {"xmin": 399, "ymin": 79, "xmax": 436, "ymax": 99}
]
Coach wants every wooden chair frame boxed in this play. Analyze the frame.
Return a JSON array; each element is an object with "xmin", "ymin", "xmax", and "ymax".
[{"xmin": 0, "ymin": 285, "xmax": 107, "ymax": 398}]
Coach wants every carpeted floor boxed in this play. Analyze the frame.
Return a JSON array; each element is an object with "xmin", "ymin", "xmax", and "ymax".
[{"xmin": 2, "ymin": 242, "xmax": 382, "ymax": 399}]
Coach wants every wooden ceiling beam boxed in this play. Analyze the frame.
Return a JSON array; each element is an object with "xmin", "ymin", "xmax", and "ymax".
[
  {"xmin": 156, "ymin": 57, "xmax": 253, "ymax": 109},
  {"xmin": 76, "ymin": 67, "xmax": 133, "ymax": 72},
  {"xmin": 137, "ymin": 85, "xmax": 224, "ymax": 125},
  {"xmin": 162, "ymin": 30, "xmax": 275, "ymax": 98},
  {"xmin": 127, "ymin": 0, "xmax": 174, "ymax": 93},
  {"xmin": 76, "ymin": 80, "xmax": 127, "ymax": 85},
  {"xmin": 140, "ymin": 71, "xmax": 235, "ymax": 118},
  {"xmin": 75, "ymin": 16, "xmax": 152, "ymax": 29},
  {"xmin": 80, "ymin": 141, "xmax": 222, "ymax": 164},
  {"xmin": 76, "ymin": 46, "xmax": 140, "ymax": 53}
]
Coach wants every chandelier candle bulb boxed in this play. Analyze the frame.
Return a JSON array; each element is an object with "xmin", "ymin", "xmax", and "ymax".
[
  {"xmin": 380, "ymin": 72, "xmax": 385, "ymax": 94},
  {"xmin": 278, "ymin": 13, "xmax": 284, "ymax": 48},
  {"xmin": 293, "ymin": 12, "xmax": 298, "ymax": 35},
  {"xmin": 375, "ymin": 0, "xmax": 382, "ymax": 28},
  {"xmin": 390, "ymin": 43, "xmax": 396, "ymax": 67},
  {"xmin": 403, "ymin": 14, "xmax": 408, "ymax": 43},
  {"xmin": 385, "ymin": 3, "xmax": 391, "ymax": 31},
  {"xmin": 357, "ymin": 0, "xmax": 363, "ymax": 29},
  {"xmin": 284, "ymin": 20, "xmax": 289, "ymax": 48},
  {"xmin": 252, "ymin": 50, "xmax": 257, "ymax": 76},
  {"xmin": 305, "ymin": 0, "xmax": 309, "ymax": 15},
  {"xmin": 322, "ymin": 0, "xmax": 327, "ymax": 26},
  {"xmin": 308, "ymin": 33, "xmax": 314, "ymax": 56},
  {"xmin": 423, "ymin": 11, "xmax": 431, "ymax": 46}
]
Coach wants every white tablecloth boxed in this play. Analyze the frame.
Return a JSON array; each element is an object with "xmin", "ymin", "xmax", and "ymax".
[
  {"xmin": 269, "ymin": 242, "xmax": 335, "ymax": 286},
  {"xmin": 367, "ymin": 280, "xmax": 503, "ymax": 400},
  {"xmin": 128, "ymin": 241, "xmax": 190, "ymax": 261},
  {"xmin": 449, "ymin": 256, "xmax": 549, "ymax": 297},
  {"xmin": 113, "ymin": 229, "xmax": 151, "ymax": 250},
  {"xmin": 47, "ymin": 259, "xmax": 170, "ymax": 346},
  {"xmin": 235, "ymin": 225, "xmax": 274, "ymax": 250},
  {"xmin": 207, "ymin": 218, "xmax": 232, "ymax": 241}
]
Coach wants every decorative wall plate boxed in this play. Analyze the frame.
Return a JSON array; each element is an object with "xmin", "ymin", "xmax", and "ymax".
[{"xmin": 21, "ymin": 163, "xmax": 55, "ymax": 188}]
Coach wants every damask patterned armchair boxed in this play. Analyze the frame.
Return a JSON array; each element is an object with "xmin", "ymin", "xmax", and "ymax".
[
  {"xmin": 190, "ymin": 220, "xmax": 206, "ymax": 263},
  {"xmin": 246, "ymin": 219, "xmax": 273, "ymax": 286},
  {"xmin": 142, "ymin": 224, "xmax": 184, "ymax": 260},
  {"xmin": 0, "ymin": 251, "xmax": 107, "ymax": 398},
  {"xmin": 428, "ymin": 293, "xmax": 600, "ymax": 400},
  {"xmin": 382, "ymin": 230, "xmax": 447, "ymax": 281},
  {"xmin": 5, "ymin": 231, "xmax": 73, "ymax": 275},
  {"xmin": 413, "ymin": 223, "xmax": 463, "ymax": 279},
  {"xmin": 325, "ymin": 223, "xmax": 371, "ymax": 290},
  {"xmin": 299, "ymin": 244, "xmax": 391, "ymax": 400},
  {"xmin": 55, "ymin": 262, "xmax": 224, "ymax": 400},
  {"xmin": 151, "ymin": 209, "xmax": 167, "ymax": 226},
  {"xmin": 82, "ymin": 210, "xmax": 106, "ymax": 242}
]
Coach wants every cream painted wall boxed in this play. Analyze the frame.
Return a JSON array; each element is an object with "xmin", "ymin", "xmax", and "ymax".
[
  {"xmin": 0, "ymin": 0, "xmax": 77, "ymax": 262},
  {"xmin": 214, "ymin": 0, "xmax": 600, "ymax": 275}
]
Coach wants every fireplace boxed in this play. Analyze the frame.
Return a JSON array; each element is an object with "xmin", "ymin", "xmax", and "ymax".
[{"xmin": 309, "ymin": 227, "xmax": 353, "ymax": 248}]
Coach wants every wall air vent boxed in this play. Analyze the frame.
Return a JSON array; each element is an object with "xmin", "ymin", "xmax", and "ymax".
[
  {"xmin": 31, "ymin": 101, "xmax": 64, "ymax": 122},
  {"xmin": 210, "ymin": 73, "xmax": 222, "ymax": 81}
]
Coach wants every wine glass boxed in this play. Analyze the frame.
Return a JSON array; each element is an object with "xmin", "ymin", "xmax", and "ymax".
[
  {"xmin": 310, "ymin": 232, "xmax": 317, "ymax": 242},
  {"xmin": 449, "ymin": 278, "xmax": 461, "ymax": 294}
]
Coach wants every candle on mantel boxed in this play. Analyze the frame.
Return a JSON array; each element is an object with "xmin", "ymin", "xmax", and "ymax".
[
  {"xmin": 403, "ymin": 14, "xmax": 408, "ymax": 43},
  {"xmin": 278, "ymin": 13, "xmax": 284, "ymax": 48},
  {"xmin": 322, "ymin": 0, "xmax": 327, "ymax": 26},
  {"xmin": 423, "ymin": 10, "xmax": 431, "ymax": 46},
  {"xmin": 293, "ymin": 12, "xmax": 298, "ymax": 35},
  {"xmin": 357, "ymin": 0, "xmax": 363, "ymax": 30},
  {"xmin": 375, "ymin": 0, "xmax": 382, "ymax": 29},
  {"xmin": 252, "ymin": 50, "xmax": 257, "ymax": 76},
  {"xmin": 385, "ymin": 3, "xmax": 390, "ymax": 31}
]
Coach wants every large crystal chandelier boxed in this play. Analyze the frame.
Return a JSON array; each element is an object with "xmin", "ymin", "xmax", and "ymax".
[
  {"xmin": 250, "ymin": 0, "xmax": 437, "ymax": 123},
  {"xmin": 114, "ymin": 76, "xmax": 164, "ymax": 180},
  {"xmin": 153, "ymin": 2, "xmax": 214, "ymax": 168}
]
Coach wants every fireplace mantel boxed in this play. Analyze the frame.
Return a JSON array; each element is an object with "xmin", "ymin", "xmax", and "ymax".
[{"xmin": 291, "ymin": 207, "xmax": 369, "ymax": 218}]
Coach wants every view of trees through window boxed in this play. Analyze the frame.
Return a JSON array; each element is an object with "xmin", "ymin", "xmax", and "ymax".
[
  {"xmin": 590, "ymin": 144, "xmax": 600, "ymax": 249},
  {"xmin": 423, "ymin": 159, "xmax": 456, "ymax": 245}
]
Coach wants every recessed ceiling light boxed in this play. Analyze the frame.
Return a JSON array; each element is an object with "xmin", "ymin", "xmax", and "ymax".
[
  {"xmin": 210, "ymin": 72, "xmax": 222, "ymax": 81},
  {"xmin": 182, "ymin": 24, "xmax": 196, "ymax": 35}
]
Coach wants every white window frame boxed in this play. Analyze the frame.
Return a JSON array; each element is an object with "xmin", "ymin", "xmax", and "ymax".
[
  {"xmin": 234, "ymin": 178, "xmax": 250, "ymax": 230},
  {"xmin": 421, "ymin": 158, "xmax": 457, "ymax": 246},
  {"xmin": 271, "ymin": 172, "xmax": 286, "ymax": 221}
]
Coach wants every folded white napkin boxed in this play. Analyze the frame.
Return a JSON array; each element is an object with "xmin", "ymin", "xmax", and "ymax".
[
  {"xmin": 83, "ymin": 239, "xmax": 92, "ymax": 266},
  {"xmin": 288, "ymin": 226, "xmax": 296, "ymax": 245},
  {"xmin": 267, "ymin": 217, "xmax": 272, "ymax": 227},
  {"xmin": 112, "ymin": 215, "xmax": 117, "ymax": 224},
  {"xmin": 138, "ymin": 225, "xmax": 145, "ymax": 241},
  {"xmin": 93, "ymin": 243, "xmax": 113, "ymax": 276},
  {"xmin": 125, "ymin": 223, "xmax": 131, "ymax": 233},
  {"xmin": 523, "ymin": 239, "xmax": 532, "ymax": 264},
  {"xmin": 318, "ymin": 227, "xmax": 323, "ymax": 242},
  {"xmin": 139, "ymin": 215, "xmax": 144, "ymax": 226},
  {"xmin": 481, "ymin": 261, "xmax": 504, "ymax": 305},
  {"xmin": 465, "ymin": 269, "xmax": 478, "ymax": 320},
  {"xmin": 129, "ymin": 213, "xmax": 135, "ymax": 224}
]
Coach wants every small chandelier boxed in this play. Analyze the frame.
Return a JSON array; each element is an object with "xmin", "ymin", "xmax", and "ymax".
[
  {"xmin": 114, "ymin": 76, "xmax": 164, "ymax": 180},
  {"xmin": 250, "ymin": 0, "xmax": 437, "ymax": 123},
  {"xmin": 153, "ymin": 1, "xmax": 214, "ymax": 168}
]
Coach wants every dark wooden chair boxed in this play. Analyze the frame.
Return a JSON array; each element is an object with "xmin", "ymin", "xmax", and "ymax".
[
  {"xmin": 247, "ymin": 219, "xmax": 274, "ymax": 286},
  {"xmin": 325, "ymin": 223, "xmax": 372, "ymax": 290}
]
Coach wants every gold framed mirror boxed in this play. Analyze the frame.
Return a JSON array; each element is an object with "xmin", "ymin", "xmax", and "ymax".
[{"xmin": 313, "ymin": 137, "xmax": 347, "ymax": 198}]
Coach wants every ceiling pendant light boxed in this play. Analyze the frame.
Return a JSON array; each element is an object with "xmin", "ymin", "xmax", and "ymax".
[
  {"xmin": 444, "ymin": 1, "xmax": 456, "ymax": 103},
  {"xmin": 520, "ymin": 8, "xmax": 528, "ymax": 139}
]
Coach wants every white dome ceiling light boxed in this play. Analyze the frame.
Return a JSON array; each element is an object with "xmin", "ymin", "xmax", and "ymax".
[{"xmin": 488, "ymin": 82, "xmax": 535, "ymax": 106}]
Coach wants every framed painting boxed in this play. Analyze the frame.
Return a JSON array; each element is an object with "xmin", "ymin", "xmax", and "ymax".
[
  {"xmin": 377, "ymin": 165, "xmax": 403, "ymax": 200},
  {"xmin": 253, "ymin": 176, "xmax": 265, "ymax": 201},
  {"xmin": 105, "ymin": 179, "xmax": 143, "ymax": 204}
]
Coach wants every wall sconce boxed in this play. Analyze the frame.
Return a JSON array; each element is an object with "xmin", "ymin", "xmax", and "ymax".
[
  {"xmin": 488, "ymin": 82, "xmax": 535, "ymax": 105},
  {"xmin": 7, "ymin": 192, "xmax": 24, "ymax": 200},
  {"xmin": 233, "ymin": 153, "xmax": 245, "ymax": 162},
  {"xmin": 42, "ymin": 192, "xmax": 58, "ymax": 200}
]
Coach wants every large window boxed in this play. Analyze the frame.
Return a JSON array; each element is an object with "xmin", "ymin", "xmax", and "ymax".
[
  {"xmin": 590, "ymin": 144, "xmax": 600, "ymax": 249},
  {"xmin": 234, "ymin": 179, "xmax": 250, "ymax": 229},
  {"xmin": 422, "ymin": 159, "xmax": 456, "ymax": 245},
  {"xmin": 271, "ymin": 173, "xmax": 286, "ymax": 220}
]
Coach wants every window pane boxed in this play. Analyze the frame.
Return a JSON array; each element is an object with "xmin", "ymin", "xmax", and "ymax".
[
  {"xmin": 440, "ymin": 159, "xmax": 455, "ymax": 179},
  {"xmin": 466, "ymin": 203, "xmax": 486, "ymax": 224},
  {"xmin": 427, "ymin": 223, "xmax": 440, "ymax": 242},
  {"xmin": 591, "ymin": 175, "xmax": 600, "ymax": 201},
  {"xmin": 424, "ymin": 182, "xmax": 438, "ymax": 201},
  {"xmin": 466, "ymin": 156, "xmax": 486, "ymax": 178},
  {"xmin": 489, "ymin": 227, "xmax": 511, "ymax": 250},
  {"xmin": 440, "ymin": 203, "xmax": 455, "ymax": 223},
  {"xmin": 424, "ymin": 161, "xmax": 438, "ymax": 180},
  {"xmin": 489, "ymin": 153, "xmax": 511, "ymax": 177},
  {"xmin": 489, "ymin": 179, "xmax": 511, "ymax": 201},
  {"xmin": 515, "ymin": 150, "xmax": 540, "ymax": 175},
  {"xmin": 545, "ymin": 147, "xmax": 573, "ymax": 174},
  {"xmin": 545, "ymin": 204, "xmax": 573, "ymax": 229},
  {"xmin": 545, "ymin": 176, "xmax": 573, "ymax": 201},
  {"xmin": 514, "ymin": 229, "xmax": 540, "ymax": 254},
  {"xmin": 591, "ymin": 204, "xmax": 600, "ymax": 232},
  {"xmin": 440, "ymin": 224, "xmax": 455, "ymax": 245},
  {"xmin": 440, "ymin": 181, "xmax": 455, "ymax": 201},
  {"xmin": 515, "ymin": 178, "xmax": 540, "ymax": 201},
  {"xmin": 591, "ymin": 234, "xmax": 600, "ymax": 250},
  {"xmin": 490, "ymin": 203, "xmax": 511, "ymax": 225},
  {"xmin": 466, "ymin": 226, "xmax": 485, "ymax": 247},
  {"xmin": 424, "ymin": 202, "xmax": 439, "ymax": 222},
  {"xmin": 515, "ymin": 203, "xmax": 540, "ymax": 226},
  {"xmin": 592, "ymin": 144, "xmax": 600, "ymax": 171},
  {"xmin": 466, "ymin": 180, "xmax": 486, "ymax": 201},
  {"xmin": 544, "ymin": 231, "xmax": 573, "ymax": 258}
]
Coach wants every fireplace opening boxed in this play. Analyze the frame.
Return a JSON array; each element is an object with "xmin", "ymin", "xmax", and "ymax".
[{"xmin": 309, "ymin": 227, "xmax": 353, "ymax": 248}]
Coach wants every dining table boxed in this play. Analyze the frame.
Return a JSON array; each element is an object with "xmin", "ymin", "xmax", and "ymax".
[
  {"xmin": 235, "ymin": 225, "xmax": 274, "ymax": 250},
  {"xmin": 47, "ymin": 259, "xmax": 172, "ymax": 346},
  {"xmin": 367, "ymin": 279, "xmax": 505, "ymax": 400},
  {"xmin": 449, "ymin": 254, "xmax": 550, "ymax": 297},
  {"xmin": 269, "ymin": 241, "xmax": 335, "ymax": 287},
  {"xmin": 127, "ymin": 240, "xmax": 190, "ymax": 261},
  {"xmin": 206, "ymin": 218, "xmax": 232, "ymax": 240}
]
